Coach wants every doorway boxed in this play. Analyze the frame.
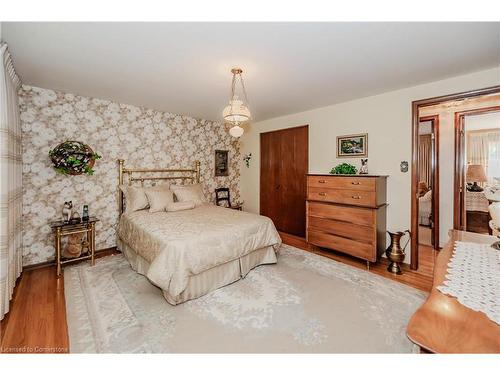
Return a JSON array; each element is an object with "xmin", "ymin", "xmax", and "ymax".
[
  {"xmin": 260, "ymin": 125, "xmax": 308, "ymax": 237},
  {"xmin": 411, "ymin": 85, "xmax": 500, "ymax": 270},
  {"xmin": 417, "ymin": 115, "xmax": 439, "ymax": 251},
  {"xmin": 454, "ymin": 106, "xmax": 500, "ymax": 232}
]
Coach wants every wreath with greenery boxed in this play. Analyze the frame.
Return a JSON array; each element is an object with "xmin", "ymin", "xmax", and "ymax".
[
  {"xmin": 330, "ymin": 163, "xmax": 357, "ymax": 175},
  {"xmin": 49, "ymin": 141, "xmax": 101, "ymax": 176}
]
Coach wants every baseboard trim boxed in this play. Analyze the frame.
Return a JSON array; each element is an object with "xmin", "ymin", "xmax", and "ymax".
[
  {"xmin": 22, "ymin": 246, "xmax": 119, "ymax": 271},
  {"xmin": 278, "ymin": 231, "xmax": 308, "ymax": 250}
]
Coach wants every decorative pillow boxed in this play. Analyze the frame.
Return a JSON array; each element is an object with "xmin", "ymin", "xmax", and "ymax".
[
  {"xmin": 119, "ymin": 185, "xmax": 149, "ymax": 213},
  {"xmin": 166, "ymin": 201, "xmax": 196, "ymax": 212},
  {"xmin": 145, "ymin": 187, "xmax": 174, "ymax": 213},
  {"xmin": 170, "ymin": 184, "xmax": 207, "ymax": 207}
]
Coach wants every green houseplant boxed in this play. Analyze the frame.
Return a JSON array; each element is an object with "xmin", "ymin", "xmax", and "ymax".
[{"xmin": 330, "ymin": 163, "xmax": 357, "ymax": 175}]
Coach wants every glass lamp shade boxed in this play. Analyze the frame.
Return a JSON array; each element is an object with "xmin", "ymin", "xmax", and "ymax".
[
  {"xmin": 223, "ymin": 98, "xmax": 251, "ymax": 124},
  {"xmin": 229, "ymin": 125, "xmax": 244, "ymax": 138}
]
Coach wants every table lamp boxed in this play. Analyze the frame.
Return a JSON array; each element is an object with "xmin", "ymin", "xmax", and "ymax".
[{"xmin": 466, "ymin": 164, "xmax": 488, "ymax": 192}]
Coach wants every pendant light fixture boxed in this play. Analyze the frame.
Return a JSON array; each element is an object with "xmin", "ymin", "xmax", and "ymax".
[{"xmin": 223, "ymin": 68, "xmax": 251, "ymax": 138}]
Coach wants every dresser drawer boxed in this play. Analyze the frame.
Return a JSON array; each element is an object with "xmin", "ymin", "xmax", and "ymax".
[
  {"xmin": 308, "ymin": 187, "xmax": 376, "ymax": 207},
  {"xmin": 307, "ymin": 201, "xmax": 375, "ymax": 226},
  {"xmin": 307, "ymin": 229, "xmax": 375, "ymax": 261},
  {"xmin": 307, "ymin": 216, "xmax": 375, "ymax": 243},
  {"xmin": 307, "ymin": 176, "xmax": 376, "ymax": 191}
]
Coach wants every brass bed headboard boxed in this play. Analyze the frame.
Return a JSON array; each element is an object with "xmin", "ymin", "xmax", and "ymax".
[{"xmin": 118, "ymin": 159, "xmax": 200, "ymax": 215}]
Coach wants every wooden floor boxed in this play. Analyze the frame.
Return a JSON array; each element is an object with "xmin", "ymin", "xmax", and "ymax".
[
  {"xmin": 279, "ymin": 231, "xmax": 436, "ymax": 292},
  {"xmin": 0, "ymin": 248, "xmax": 118, "ymax": 353},
  {"xmin": 1, "ymin": 238, "xmax": 435, "ymax": 353},
  {"xmin": 0, "ymin": 266, "xmax": 68, "ymax": 353}
]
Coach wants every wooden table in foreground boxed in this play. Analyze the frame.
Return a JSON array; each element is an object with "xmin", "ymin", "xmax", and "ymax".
[{"xmin": 407, "ymin": 230, "xmax": 500, "ymax": 353}]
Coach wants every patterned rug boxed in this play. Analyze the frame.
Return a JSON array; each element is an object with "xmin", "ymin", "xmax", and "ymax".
[{"xmin": 64, "ymin": 245, "xmax": 426, "ymax": 353}]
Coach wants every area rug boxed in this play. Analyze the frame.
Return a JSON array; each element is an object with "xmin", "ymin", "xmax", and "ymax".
[{"xmin": 64, "ymin": 245, "xmax": 426, "ymax": 353}]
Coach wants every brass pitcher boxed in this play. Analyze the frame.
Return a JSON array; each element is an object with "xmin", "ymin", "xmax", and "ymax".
[{"xmin": 385, "ymin": 230, "xmax": 411, "ymax": 275}]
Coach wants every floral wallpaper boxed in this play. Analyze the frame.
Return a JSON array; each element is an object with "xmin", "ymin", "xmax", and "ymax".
[{"xmin": 19, "ymin": 85, "xmax": 240, "ymax": 266}]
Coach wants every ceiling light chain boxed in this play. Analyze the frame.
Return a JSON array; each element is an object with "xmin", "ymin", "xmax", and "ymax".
[{"xmin": 236, "ymin": 69, "xmax": 250, "ymax": 107}]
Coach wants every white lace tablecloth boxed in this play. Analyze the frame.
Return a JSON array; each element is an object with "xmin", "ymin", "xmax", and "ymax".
[{"xmin": 437, "ymin": 241, "xmax": 500, "ymax": 325}]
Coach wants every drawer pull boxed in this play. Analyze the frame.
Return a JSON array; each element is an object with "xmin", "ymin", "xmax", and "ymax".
[
  {"xmin": 352, "ymin": 195, "xmax": 361, "ymax": 199},
  {"xmin": 318, "ymin": 180, "xmax": 326, "ymax": 183},
  {"xmin": 351, "ymin": 181, "xmax": 361, "ymax": 185},
  {"xmin": 318, "ymin": 192, "xmax": 327, "ymax": 196}
]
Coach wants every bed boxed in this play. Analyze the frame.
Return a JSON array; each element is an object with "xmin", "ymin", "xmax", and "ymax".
[
  {"xmin": 419, "ymin": 189, "xmax": 432, "ymax": 226},
  {"xmin": 116, "ymin": 159, "xmax": 282, "ymax": 305}
]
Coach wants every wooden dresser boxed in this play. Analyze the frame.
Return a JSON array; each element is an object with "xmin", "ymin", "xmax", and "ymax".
[{"xmin": 306, "ymin": 174, "xmax": 388, "ymax": 266}]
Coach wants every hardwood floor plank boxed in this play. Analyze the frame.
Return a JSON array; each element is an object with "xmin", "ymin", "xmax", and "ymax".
[
  {"xmin": 1, "ymin": 267, "xmax": 69, "ymax": 353},
  {"xmin": 1, "ymin": 248, "xmax": 118, "ymax": 353}
]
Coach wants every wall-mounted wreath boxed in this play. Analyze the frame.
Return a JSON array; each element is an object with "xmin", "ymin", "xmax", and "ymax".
[{"xmin": 49, "ymin": 141, "xmax": 101, "ymax": 176}]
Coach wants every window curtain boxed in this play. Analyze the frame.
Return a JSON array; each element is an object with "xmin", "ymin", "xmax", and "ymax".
[
  {"xmin": 486, "ymin": 131, "xmax": 500, "ymax": 183},
  {"xmin": 467, "ymin": 129, "xmax": 500, "ymax": 185},
  {"xmin": 0, "ymin": 43, "xmax": 22, "ymax": 321},
  {"xmin": 418, "ymin": 134, "xmax": 432, "ymax": 188}
]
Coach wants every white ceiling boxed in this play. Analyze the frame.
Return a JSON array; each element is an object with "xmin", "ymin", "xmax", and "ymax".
[{"xmin": 3, "ymin": 22, "xmax": 500, "ymax": 122}]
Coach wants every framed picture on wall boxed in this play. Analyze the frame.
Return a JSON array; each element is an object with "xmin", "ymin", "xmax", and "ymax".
[
  {"xmin": 214, "ymin": 150, "xmax": 229, "ymax": 176},
  {"xmin": 336, "ymin": 133, "xmax": 368, "ymax": 158}
]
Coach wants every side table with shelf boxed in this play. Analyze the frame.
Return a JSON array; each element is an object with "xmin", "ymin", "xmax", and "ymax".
[{"xmin": 50, "ymin": 217, "xmax": 99, "ymax": 277}]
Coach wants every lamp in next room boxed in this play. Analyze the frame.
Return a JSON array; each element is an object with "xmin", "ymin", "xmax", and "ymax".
[{"xmin": 466, "ymin": 164, "xmax": 488, "ymax": 192}]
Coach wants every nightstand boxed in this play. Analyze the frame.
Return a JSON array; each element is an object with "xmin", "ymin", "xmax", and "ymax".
[{"xmin": 50, "ymin": 217, "xmax": 99, "ymax": 277}]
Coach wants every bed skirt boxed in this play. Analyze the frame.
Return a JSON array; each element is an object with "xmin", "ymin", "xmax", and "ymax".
[{"xmin": 117, "ymin": 237, "xmax": 278, "ymax": 305}]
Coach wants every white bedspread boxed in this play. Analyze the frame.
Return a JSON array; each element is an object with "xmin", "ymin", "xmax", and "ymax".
[
  {"xmin": 466, "ymin": 191, "xmax": 489, "ymax": 212},
  {"xmin": 117, "ymin": 204, "xmax": 281, "ymax": 298}
]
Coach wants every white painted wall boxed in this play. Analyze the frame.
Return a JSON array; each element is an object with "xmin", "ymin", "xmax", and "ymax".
[{"xmin": 240, "ymin": 67, "xmax": 500, "ymax": 263}]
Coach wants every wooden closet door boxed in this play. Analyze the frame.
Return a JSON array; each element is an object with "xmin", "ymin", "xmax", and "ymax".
[
  {"xmin": 260, "ymin": 125, "xmax": 308, "ymax": 237},
  {"xmin": 260, "ymin": 130, "xmax": 282, "ymax": 230},
  {"xmin": 279, "ymin": 126, "xmax": 308, "ymax": 236}
]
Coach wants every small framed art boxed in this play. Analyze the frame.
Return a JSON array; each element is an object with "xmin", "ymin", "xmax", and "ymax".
[
  {"xmin": 336, "ymin": 133, "xmax": 368, "ymax": 158},
  {"xmin": 214, "ymin": 150, "xmax": 229, "ymax": 176}
]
